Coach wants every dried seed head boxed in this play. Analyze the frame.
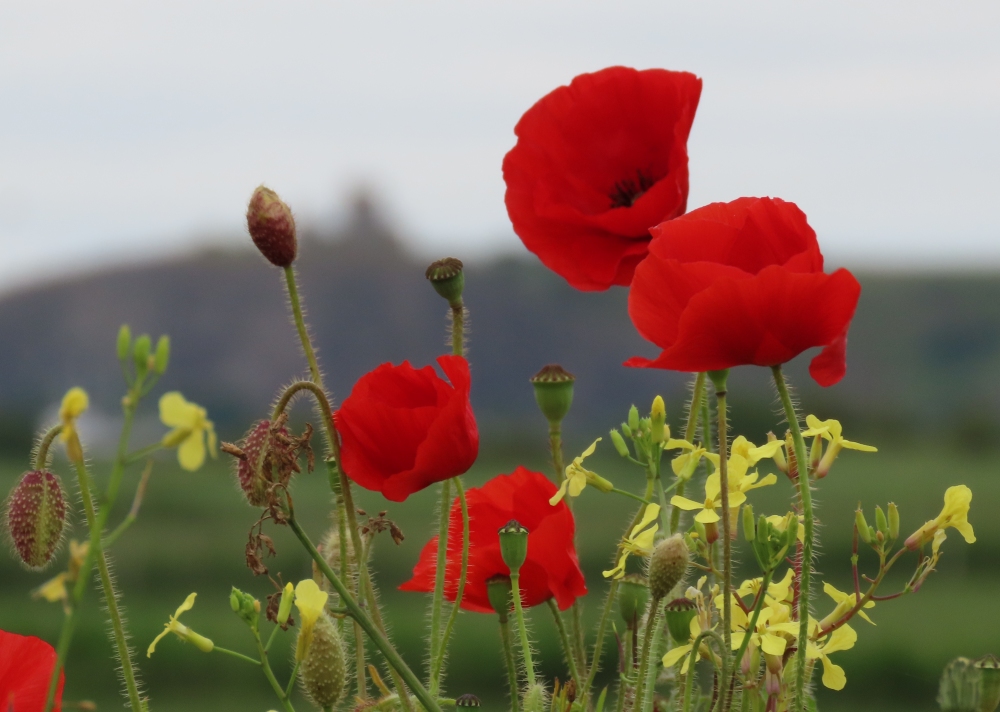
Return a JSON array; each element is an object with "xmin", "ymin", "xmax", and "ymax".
[
  {"xmin": 234, "ymin": 421, "xmax": 279, "ymax": 506},
  {"xmin": 247, "ymin": 185, "xmax": 297, "ymax": 267},
  {"xmin": 648, "ymin": 534, "xmax": 689, "ymax": 601},
  {"xmin": 299, "ymin": 614, "xmax": 347, "ymax": 708},
  {"xmin": 6, "ymin": 470, "xmax": 67, "ymax": 569}
]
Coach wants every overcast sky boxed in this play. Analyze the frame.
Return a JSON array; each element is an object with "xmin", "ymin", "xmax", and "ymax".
[{"xmin": 1, "ymin": 1, "xmax": 998, "ymax": 290}]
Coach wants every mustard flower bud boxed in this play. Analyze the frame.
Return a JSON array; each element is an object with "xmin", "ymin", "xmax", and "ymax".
[
  {"xmin": 498, "ymin": 520, "xmax": 528, "ymax": 572},
  {"xmin": 875, "ymin": 505, "xmax": 889, "ymax": 538},
  {"xmin": 743, "ymin": 504, "xmax": 755, "ymax": 542},
  {"xmin": 229, "ymin": 588, "xmax": 242, "ymax": 613},
  {"xmin": 133, "ymin": 334, "xmax": 151, "ymax": 375},
  {"xmin": 617, "ymin": 574, "xmax": 649, "ymax": 630},
  {"xmin": 650, "ymin": 395, "xmax": 666, "ymax": 443},
  {"xmin": 648, "ymin": 534, "xmax": 689, "ymax": 601},
  {"xmin": 425, "ymin": 257, "xmax": 465, "ymax": 307},
  {"xmin": 154, "ymin": 335, "xmax": 170, "ymax": 374},
  {"xmin": 767, "ymin": 432, "xmax": 787, "ymax": 473},
  {"xmin": 298, "ymin": 614, "xmax": 346, "ymax": 708},
  {"xmin": 628, "ymin": 405, "xmax": 640, "ymax": 432},
  {"xmin": 887, "ymin": 502, "xmax": 900, "ymax": 542},
  {"xmin": 277, "ymin": 582, "xmax": 294, "ymax": 626},
  {"xmin": 530, "ymin": 365, "xmax": 575, "ymax": 425},
  {"xmin": 247, "ymin": 185, "xmax": 297, "ymax": 267},
  {"xmin": 856, "ymin": 509, "xmax": 872, "ymax": 544},
  {"xmin": 5, "ymin": 470, "xmax": 67, "ymax": 569},
  {"xmin": 976, "ymin": 654, "xmax": 1000, "ymax": 712},
  {"xmin": 664, "ymin": 598, "xmax": 698, "ymax": 644},
  {"xmin": 610, "ymin": 429, "xmax": 630, "ymax": 458},
  {"xmin": 620, "ymin": 422, "xmax": 633, "ymax": 439},
  {"xmin": 116, "ymin": 324, "xmax": 132, "ymax": 362},
  {"xmin": 486, "ymin": 575, "xmax": 513, "ymax": 623}
]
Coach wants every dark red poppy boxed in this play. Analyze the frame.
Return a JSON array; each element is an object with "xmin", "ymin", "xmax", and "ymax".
[
  {"xmin": 399, "ymin": 466, "xmax": 587, "ymax": 613},
  {"xmin": 626, "ymin": 197, "xmax": 861, "ymax": 387},
  {"xmin": 503, "ymin": 66, "xmax": 702, "ymax": 291},
  {"xmin": 335, "ymin": 355, "xmax": 478, "ymax": 502},
  {"xmin": 0, "ymin": 629, "xmax": 63, "ymax": 711}
]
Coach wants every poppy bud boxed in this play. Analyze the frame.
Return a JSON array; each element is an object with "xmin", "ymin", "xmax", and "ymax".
[
  {"xmin": 247, "ymin": 185, "xmax": 297, "ymax": 267},
  {"xmin": 938, "ymin": 657, "xmax": 982, "ymax": 712},
  {"xmin": 277, "ymin": 582, "xmax": 294, "ymax": 626},
  {"xmin": 498, "ymin": 520, "xmax": 529, "ymax": 572},
  {"xmin": 887, "ymin": 502, "xmax": 900, "ymax": 542},
  {"xmin": 425, "ymin": 257, "xmax": 465, "ymax": 307},
  {"xmin": 976, "ymin": 654, "xmax": 1000, "ymax": 712},
  {"xmin": 486, "ymin": 575, "xmax": 513, "ymax": 623},
  {"xmin": 116, "ymin": 324, "xmax": 132, "ymax": 362},
  {"xmin": 664, "ymin": 598, "xmax": 698, "ymax": 644},
  {"xmin": 610, "ymin": 429, "xmax": 630, "ymax": 458},
  {"xmin": 6, "ymin": 470, "xmax": 67, "ymax": 569},
  {"xmin": 650, "ymin": 395, "xmax": 666, "ymax": 443},
  {"xmin": 522, "ymin": 684, "xmax": 548, "ymax": 712},
  {"xmin": 154, "ymin": 335, "xmax": 170, "ymax": 374},
  {"xmin": 617, "ymin": 574, "xmax": 649, "ymax": 630},
  {"xmin": 628, "ymin": 405, "xmax": 640, "ymax": 432},
  {"xmin": 298, "ymin": 614, "xmax": 346, "ymax": 708},
  {"xmin": 133, "ymin": 334, "xmax": 151, "ymax": 376},
  {"xmin": 530, "ymin": 365, "xmax": 575, "ymax": 425},
  {"xmin": 648, "ymin": 534, "xmax": 689, "ymax": 601}
]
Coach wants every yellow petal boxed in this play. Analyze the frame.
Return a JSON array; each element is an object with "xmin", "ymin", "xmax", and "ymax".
[
  {"xmin": 580, "ymin": 438, "xmax": 601, "ymax": 459},
  {"xmin": 294, "ymin": 579, "xmax": 329, "ymax": 631},
  {"xmin": 159, "ymin": 392, "xmax": 197, "ymax": 428},
  {"xmin": 761, "ymin": 633, "xmax": 787, "ymax": 657},
  {"xmin": 603, "ymin": 553, "xmax": 628, "ymax": 580},
  {"xmin": 820, "ymin": 656, "xmax": 847, "ymax": 690},
  {"xmin": 663, "ymin": 644, "xmax": 693, "ymax": 668},
  {"xmin": 147, "ymin": 627, "xmax": 171, "ymax": 658},
  {"xmin": 744, "ymin": 474, "xmax": 777, "ymax": 491},
  {"xmin": 635, "ymin": 503, "xmax": 661, "ymax": 532},
  {"xmin": 727, "ymin": 491, "xmax": 748, "ymax": 509},
  {"xmin": 59, "ymin": 387, "xmax": 90, "ymax": 421},
  {"xmin": 695, "ymin": 509, "xmax": 720, "ymax": 524},
  {"xmin": 670, "ymin": 496, "xmax": 705, "ymax": 512},
  {"xmin": 34, "ymin": 573, "xmax": 68, "ymax": 603},
  {"xmin": 841, "ymin": 439, "xmax": 877, "ymax": 452},
  {"xmin": 178, "ymin": 432, "xmax": 206, "ymax": 472},
  {"xmin": 174, "ymin": 592, "xmax": 198, "ymax": 618},
  {"xmin": 822, "ymin": 624, "xmax": 858, "ymax": 654},
  {"xmin": 824, "ymin": 582, "xmax": 848, "ymax": 604},
  {"xmin": 665, "ymin": 438, "xmax": 695, "ymax": 451},
  {"xmin": 954, "ymin": 519, "xmax": 976, "ymax": 544},
  {"xmin": 747, "ymin": 439, "xmax": 784, "ymax": 464},
  {"xmin": 549, "ymin": 479, "xmax": 570, "ymax": 506},
  {"xmin": 568, "ymin": 471, "xmax": 588, "ymax": 498}
]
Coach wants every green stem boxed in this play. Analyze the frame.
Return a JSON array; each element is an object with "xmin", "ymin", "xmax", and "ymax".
[
  {"xmin": 632, "ymin": 598, "xmax": 662, "ymax": 711},
  {"xmin": 71, "ymin": 458, "xmax": 144, "ymax": 712},
  {"xmin": 671, "ymin": 373, "xmax": 706, "ymax": 535},
  {"xmin": 428, "ymin": 479, "xmax": 452, "ymax": 695},
  {"xmin": 770, "ymin": 365, "xmax": 812, "ymax": 712},
  {"xmin": 714, "ymin": 384, "xmax": 733, "ymax": 664},
  {"xmin": 33, "ymin": 425, "xmax": 61, "ymax": 470},
  {"xmin": 214, "ymin": 646, "xmax": 262, "ymax": 666},
  {"xmin": 640, "ymin": 600, "xmax": 665, "ymax": 712},
  {"xmin": 285, "ymin": 661, "xmax": 301, "ymax": 698},
  {"xmin": 432, "ymin": 478, "xmax": 470, "ymax": 693},
  {"xmin": 102, "ymin": 461, "xmax": 152, "ymax": 548},
  {"xmin": 255, "ymin": 627, "xmax": 296, "ymax": 712},
  {"xmin": 547, "ymin": 598, "xmax": 581, "ymax": 689},
  {"xmin": 289, "ymin": 516, "xmax": 443, "ymax": 712},
  {"xmin": 730, "ymin": 570, "xmax": 773, "ymax": 699},
  {"xmin": 499, "ymin": 618, "xmax": 521, "ymax": 712},
  {"xmin": 584, "ymin": 580, "xmax": 619, "ymax": 698},
  {"xmin": 681, "ymin": 631, "xmax": 726, "ymax": 712},
  {"xmin": 510, "ymin": 570, "xmax": 537, "ymax": 687},
  {"xmin": 122, "ymin": 441, "xmax": 163, "ymax": 466},
  {"xmin": 450, "ymin": 302, "xmax": 465, "ymax": 356},
  {"xmin": 612, "ymin": 487, "xmax": 654, "ymax": 505},
  {"xmin": 284, "ymin": 265, "xmax": 323, "ymax": 385}
]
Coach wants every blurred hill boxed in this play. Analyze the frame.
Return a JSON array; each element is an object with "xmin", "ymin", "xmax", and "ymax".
[{"xmin": 1, "ymin": 194, "xmax": 999, "ymax": 451}]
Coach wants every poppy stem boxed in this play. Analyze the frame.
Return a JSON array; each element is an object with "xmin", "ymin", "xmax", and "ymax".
[
  {"xmin": 632, "ymin": 597, "xmax": 662, "ymax": 712},
  {"xmin": 770, "ymin": 365, "xmax": 813, "ymax": 712},
  {"xmin": 671, "ymin": 373, "xmax": 706, "ymax": 535},
  {"xmin": 428, "ymin": 479, "xmax": 452, "ymax": 696},
  {"xmin": 431, "ymin": 477, "xmax": 470, "ymax": 694},
  {"xmin": 450, "ymin": 302, "xmax": 465, "ymax": 356},
  {"xmin": 708, "ymin": 371, "xmax": 734, "ymax": 685},
  {"xmin": 547, "ymin": 598, "xmax": 581, "ymax": 690},
  {"xmin": 584, "ymin": 579, "xmax": 620, "ymax": 701},
  {"xmin": 499, "ymin": 617, "xmax": 521, "ymax": 712},
  {"xmin": 32, "ymin": 424, "xmax": 61, "ymax": 470},
  {"xmin": 510, "ymin": 570, "xmax": 538, "ymax": 687},
  {"xmin": 681, "ymin": 630, "xmax": 726, "ymax": 712}
]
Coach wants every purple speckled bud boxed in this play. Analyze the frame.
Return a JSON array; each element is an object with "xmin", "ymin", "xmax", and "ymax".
[
  {"xmin": 6, "ymin": 470, "xmax": 67, "ymax": 569},
  {"xmin": 247, "ymin": 185, "xmax": 297, "ymax": 267}
]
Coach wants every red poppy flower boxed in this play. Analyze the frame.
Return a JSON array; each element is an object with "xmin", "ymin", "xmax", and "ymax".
[
  {"xmin": 626, "ymin": 197, "xmax": 861, "ymax": 387},
  {"xmin": 335, "ymin": 355, "xmax": 478, "ymax": 502},
  {"xmin": 503, "ymin": 66, "xmax": 702, "ymax": 291},
  {"xmin": 0, "ymin": 629, "xmax": 63, "ymax": 711},
  {"xmin": 399, "ymin": 466, "xmax": 587, "ymax": 613}
]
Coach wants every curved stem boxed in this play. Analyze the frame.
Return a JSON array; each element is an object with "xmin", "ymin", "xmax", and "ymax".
[
  {"xmin": 547, "ymin": 598, "xmax": 581, "ymax": 689},
  {"xmin": 632, "ymin": 598, "xmax": 662, "ymax": 711},
  {"xmin": 433, "ymin": 478, "xmax": 470, "ymax": 693},
  {"xmin": 510, "ymin": 571, "xmax": 537, "ymax": 687},
  {"xmin": 33, "ymin": 425, "xmax": 61, "ymax": 471},
  {"xmin": 499, "ymin": 618, "xmax": 521, "ymax": 712},
  {"xmin": 681, "ymin": 630, "xmax": 726, "ymax": 712},
  {"xmin": 272, "ymin": 380, "xmax": 334, "ymax": 423},
  {"xmin": 254, "ymin": 627, "xmax": 296, "ymax": 712}
]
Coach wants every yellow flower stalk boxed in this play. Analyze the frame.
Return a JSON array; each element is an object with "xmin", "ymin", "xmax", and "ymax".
[
  {"xmin": 59, "ymin": 387, "xmax": 89, "ymax": 463},
  {"xmin": 159, "ymin": 392, "xmax": 217, "ymax": 471},
  {"xmin": 147, "ymin": 593, "xmax": 214, "ymax": 656},
  {"xmin": 801, "ymin": 415, "xmax": 877, "ymax": 477},
  {"xmin": 294, "ymin": 579, "xmax": 330, "ymax": 660},
  {"xmin": 905, "ymin": 484, "xmax": 976, "ymax": 550},
  {"xmin": 549, "ymin": 438, "xmax": 613, "ymax": 505},
  {"xmin": 603, "ymin": 503, "xmax": 659, "ymax": 579}
]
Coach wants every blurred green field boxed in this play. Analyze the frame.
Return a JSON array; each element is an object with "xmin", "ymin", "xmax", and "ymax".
[{"xmin": 1, "ymin": 431, "xmax": 997, "ymax": 712}]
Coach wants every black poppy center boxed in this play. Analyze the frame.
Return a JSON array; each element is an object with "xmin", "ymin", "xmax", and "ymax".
[{"xmin": 609, "ymin": 170, "xmax": 656, "ymax": 209}]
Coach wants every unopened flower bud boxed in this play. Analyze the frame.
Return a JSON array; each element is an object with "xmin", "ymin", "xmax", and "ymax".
[
  {"xmin": 628, "ymin": 405, "xmax": 640, "ymax": 432},
  {"xmin": 887, "ymin": 502, "xmax": 900, "ymax": 542},
  {"xmin": 610, "ymin": 429, "xmax": 630, "ymax": 459},
  {"xmin": 486, "ymin": 575, "xmax": 513, "ymax": 623},
  {"xmin": 650, "ymin": 396, "xmax": 666, "ymax": 443},
  {"xmin": 617, "ymin": 574, "xmax": 649, "ymax": 629},
  {"xmin": 116, "ymin": 324, "xmax": 132, "ymax": 362},
  {"xmin": 133, "ymin": 334, "xmax": 151, "ymax": 375},
  {"xmin": 425, "ymin": 257, "xmax": 465, "ymax": 307},
  {"xmin": 855, "ymin": 509, "xmax": 872, "ymax": 544},
  {"xmin": 875, "ymin": 505, "xmax": 889, "ymax": 538},
  {"xmin": 648, "ymin": 534, "xmax": 689, "ymax": 601},
  {"xmin": 620, "ymin": 422, "xmax": 632, "ymax": 439},
  {"xmin": 530, "ymin": 365, "xmax": 575, "ymax": 425},
  {"xmin": 743, "ymin": 504, "xmax": 755, "ymax": 542},
  {"xmin": 154, "ymin": 335, "xmax": 170, "ymax": 374},
  {"xmin": 230, "ymin": 588, "xmax": 242, "ymax": 613},
  {"xmin": 247, "ymin": 185, "xmax": 297, "ymax": 267},
  {"xmin": 6, "ymin": 470, "xmax": 67, "ymax": 569},
  {"xmin": 498, "ymin": 520, "xmax": 528, "ymax": 572},
  {"xmin": 767, "ymin": 432, "xmax": 787, "ymax": 473},
  {"xmin": 277, "ymin": 582, "xmax": 294, "ymax": 626},
  {"xmin": 976, "ymin": 654, "xmax": 1000, "ymax": 712},
  {"xmin": 664, "ymin": 598, "xmax": 698, "ymax": 644},
  {"xmin": 298, "ymin": 614, "xmax": 346, "ymax": 708}
]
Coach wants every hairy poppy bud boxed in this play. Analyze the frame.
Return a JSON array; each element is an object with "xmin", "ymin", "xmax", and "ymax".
[
  {"xmin": 299, "ymin": 614, "xmax": 346, "ymax": 708},
  {"xmin": 648, "ymin": 534, "xmax": 689, "ymax": 601},
  {"xmin": 664, "ymin": 598, "xmax": 698, "ymax": 644},
  {"xmin": 530, "ymin": 365, "xmax": 575, "ymax": 425},
  {"xmin": 610, "ymin": 429, "xmax": 630, "ymax": 458},
  {"xmin": 116, "ymin": 324, "xmax": 132, "ymax": 362},
  {"xmin": 247, "ymin": 185, "xmax": 297, "ymax": 267},
  {"xmin": 617, "ymin": 574, "xmax": 649, "ymax": 629},
  {"xmin": 234, "ymin": 420, "xmax": 290, "ymax": 507},
  {"xmin": 425, "ymin": 257, "xmax": 465, "ymax": 307},
  {"xmin": 6, "ymin": 470, "xmax": 67, "ymax": 569},
  {"xmin": 498, "ymin": 520, "xmax": 529, "ymax": 572}
]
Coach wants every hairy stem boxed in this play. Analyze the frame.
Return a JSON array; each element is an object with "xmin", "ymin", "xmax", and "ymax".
[
  {"xmin": 450, "ymin": 303, "xmax": 465, "ymax": 356},
  {"xmin": 428, "ymin": 479, "xmax": 452, "ymax": 695},
  {"xmin": 547, "ymin": 598, "xmax": 581, "ymax": 689},
  {"xmin": 254, "ymin": 627, "xmax": 296, "ymax": 712},
  {"xmin": 510, "ymin": 571, "xmax": 537, "ymax": 687},
  {"xmin": 671, "ymin": 373, "xmax": 706, "ymax": 535},
  {"xmin": 432, "ymin": 478, "xmax": 470, "ymax": 693},
  {"xmin": 714, "ymin": 384, "xmax": 733, "ymax": 662},
  {"xmin": 33, "ymin": 425, "xmax": 61, "ymax": 471},
  {"xmin": 631, "ymin": 598, "xmax": 661, "ymax": 711},
  {"xmin": 499, "ymin": 618, "xmax": 521, "ymax": 712}
]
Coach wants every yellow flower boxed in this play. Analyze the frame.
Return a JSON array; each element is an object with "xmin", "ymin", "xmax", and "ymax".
[
  {"xmin": 603, "ymin": 503, "xmax": 660, "ymax": 579},
  {"xmin": 807, "ymin": 624, "xmax": 858, "ymax": 690},
  {"xmin": 147, "ymin": 593, "xmax": 214, "ymax": 656},
  {"xmin": 801, "ymin": 415, "xmax": 876, "ymax": 477},
  {"xmin": 669, "ymin": 441, "xmax": 706, "ymax": 481},
  {"xmin": 817, "ymin": 583, "xmax": 875, "ymax": 630},
  {"xmin": 730, "ymin": 436, "xmax": 785, "ymax": 467},
  {"xmin": 159, "ymin": 392, "xmax": 217, "ymax": 471},
  {"xmin": 671, "ymin": 454, "xmax": 775, "ymax": 525},
  {"xmin": 730, "ymin": 598, "xmax": 799, "ymax": 659},
  {"xmin": 59, "ymin": 387, "xmax": 89, "ymax": 462},
  {"xmin": 550, "ymin": 439, "xmax": 613, "ymax": 505},
  {"xmin": 294, "ymin": 579, "xmax": 329, "ymax": 660},
  {"xmin": 905, "ymin": 485, "xmax": 975, "ymax": 550},
  {"xmin": 735, "ymin": 568, "xmax": 795, "ymax": 605},
  {"xmin": 766, "ymin": 513, "xmax": 804, "ymax": 544}
]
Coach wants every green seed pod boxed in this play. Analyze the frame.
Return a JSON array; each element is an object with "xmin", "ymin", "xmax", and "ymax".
[
  {"xmin": 247, "ymin": 185, "xmax": 297, "ymax": 267},
  {"xmin": 116, "ymin": 324, "xmax": 132, "ymax": 362},
  {"xmin": 784, "ymin": 514, "xmax": 799, "ymax": 550},
  {"xmin": 299, "ymin": 614, "xmax": 346, "ymax": 708},
  {"xmin": 664, "ymin": 598, "xmax": 698, "ymax": 644},
  {"xmin": 486, "ymin": 575, "xmax": 513, "ymax": 623},
  {"xmin": 875, "ymin": 505, "xmax": 889, "ymax": 538},
  {"xmin": 522, "ymin": 684, "xmax": 548, "ymax": 712},
  {"xmin": 707, "ymin": 369, "xmax": 729, "ymax": 392},
  {"xmin": 939, "ymin": 657, "xmax": 981, "ymax": 712},
  {"xmin": 154, "ymin": 335, "xmax": 170, "ymax": 374},
  {"xmin": 498, "ymin": 520, "xmax": 528, "ymax": 572},
  {"xmin": 133, "ymin": 334, "xmax": 151, "ymax": 375},
  {"xmin": 425, "ymin": 257, "xmax": 465, "ymax": 307},
  {"xmin": 887, "ymin": 502, "xmax": 900, "ymax": 542},
  {"xmin": 617, "ymin": 574, "xmax": 649, "ymax": 630},
  {"xmin": 743, "ymin": 504, "xmax": 756, "ymax": 542},
  {"xmin": 976, "ymin": 654, "xmax": 1000, "ymax": 712},
  {"xmin": 530, "ymin": 365, "xmax": 575, "ymax": 425},
  {"xmin": 5, "ymin": 470, "xmax": 67, "ymax": 570},
  {"xmin": 610, "ymin": 429, "xmax": 630, "ymax": 458},
  {"xmin": 276, "ymin": 582, "xmax": 294, "ymax": 626},
  {"xmin": 856, "ymin": 509, "xmax": 873, "ymax": 544},
  {"xmin": 628, "ymin": 405, "xmax": 640, "ymax": 432},
  {"xmin": 648, "ymin": 534, "xmax": 689, "ymax": 601}
]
